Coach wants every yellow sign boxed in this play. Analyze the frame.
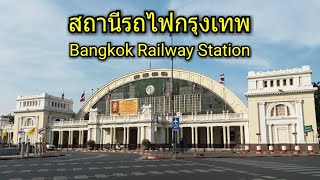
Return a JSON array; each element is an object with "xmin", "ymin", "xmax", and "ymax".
[
  {"xmin": 1, "ymin": 131, "xmax": 7, "ymax": 139},
  {"xmin": 27, "ymin": 128, "xmax": 36, "ymax": 136},
  {"xmin": 111, "ymin": 99, "xmax": 138, "ymax": 116}
]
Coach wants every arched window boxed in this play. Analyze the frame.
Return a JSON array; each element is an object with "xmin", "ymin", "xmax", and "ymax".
[
  {"xmin": 270, "ymin": 104, "xmax": 292, "ymax": 117},
  {"xmin": 26, "ymin": 118, "xmax": 33, "ymax": 126}
]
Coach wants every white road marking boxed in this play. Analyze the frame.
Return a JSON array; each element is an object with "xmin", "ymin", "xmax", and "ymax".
[
  {"xmin": 131, "ymin": 172, "xmax": 147, "ymax": 176},
  {"xmin": 95, "ymin": 174, "xmax": 109, "ymax": 178},
  {"xmin": 74, "ymin": 175, "xmax": 89, "ymax": 179},
  {"xmin": 53, "ymin": 176, "xmax": 67, "ymax": 180},
  {"xmin": 148, "ymin": 171, "xmax": 163, "ymax": 174}
]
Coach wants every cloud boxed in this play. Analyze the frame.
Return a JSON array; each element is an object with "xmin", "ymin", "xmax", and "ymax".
[{"xmin": 169, "ymin": 0, "xmax": 320, "ymax": 47}]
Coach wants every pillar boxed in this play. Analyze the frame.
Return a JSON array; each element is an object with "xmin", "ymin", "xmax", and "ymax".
[
  {"xmin": 113, "ymin": 127, "xmax": 116, "ymax": 145},
  {"xmin": 123, "ymin": 127, "xmax": 126, "ymax": 145},
  {"xmin": 191, "ymin": 127, "xmax": 195, "ymax": 148},
  {"xmin": 206, "ymin": 126, "xmax": 210, "ymax": 148},
  {"xmin": 210, "ymin": 126, "xmax": 214, "ymax": 148},
  {"xmin": 268, "ymin": 124, "xmax": 273, "ymax": 145},
  {"xmin": 110, "ymin": 128, "xmax": 113, "ymax": 145},
  {"xmin": 240, "ymin": 125, "xmax": 244, "ymax": 144},
  {"xmin": 223, "ymin": 126, "xmax": 226, "ymax": 148},
  {"xmin": 195, "ymin": 127, "xmax": 198, "ymax": 148},
  {"xmin": 100, "ymin": 128, "xmax": 103, "ymax": 148},
  {"xmin": 166, "ymin": 128, "xmax": 169, "ymax": 144},
  {"xmin": 180, "ymin": 127, "xmax": 183, "ymax": 140},
  {"xmin": 227, "ymin": 126, "xmax": 230, "ymax": 148},
  {"xmin": 292, "ymin": 124, "xmax": 296, "ymax": 145},
  {"xmin": 126, "ymin": 127, "xmax": 130, "ymax": 148},
  {"xmin": 295, "ymin": 100, "xmax": 304, "ymax": 143},
  {"xmin": 258, "ymin": 102, "xmax": 267, "ymax": 143},
  {"xmin": 137, "ymin": 126, "xmax": 141, "ymax": 146}
]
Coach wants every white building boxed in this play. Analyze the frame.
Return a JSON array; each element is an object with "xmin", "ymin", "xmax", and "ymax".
[{"xmin": 1, "ymin": 66, "xmax": 318, "ymax": 151}]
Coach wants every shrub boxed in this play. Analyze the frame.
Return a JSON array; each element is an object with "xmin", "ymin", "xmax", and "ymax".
[
  {"xmin": 87, "ymin": 140, "xmax": 95, "ymax": 147},
  {"xmin": 141, "ymin": 139, "xmax": 150, "ymax": 149}
]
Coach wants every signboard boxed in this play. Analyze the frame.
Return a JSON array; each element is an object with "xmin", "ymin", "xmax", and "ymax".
[
  {"xmin": 304, "ymin": 125, "xmax": 313, "ymax": 133},
  {"xmin": 172, "ymin": 117, "xmax": 179, "ymax": 132},
  {"xmin": 111, "ymin": 99, "xmax": 138, "ymax": 116}
]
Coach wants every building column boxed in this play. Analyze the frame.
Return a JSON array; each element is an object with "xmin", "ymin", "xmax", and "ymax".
[
  {"xmin": 110, "ymin": 128, "xmax": 113, "ymax": 145},
  {"xmin": 137, "ymin": 127, "xmax": 141, "ymax": 148},
  {"xmin": 195, "ymin": 127, "xmax": 198, "ymax": 148},
  {"xmin": 287, "ymin": 124, "xmax": 291, "ymax": 144},
  {"xmin": 227, "ymin": 126, "xmax": 230, "ymax": 148},
  {"xmin": 210, "ymin": 126, "xmax": 214, "ymax": 148},
  {"xmin": 292, "ymin": 124, "xmax": 296, "ymax": 145},
  {"xmin": 123, "ymin": 127, "xmax": 126, "ymax": 145},
  {"xmin": 166, "ymin": 128, "xmax": 169, "ymax": 144},
  {"xmin": 258, "ymin": 102, "xmax": 267, "ymax": 144},
  {"xmin": 126, "ymin": 127, "xmax": 130, "ymax": 148},
  {"xmin": 206, "ymin": 126, "xmax": 210, "ymax": 148},
  {"xmin": 240, "ymin": 125, "xmax": 244, "ymax": 145},
  {"xmin": 223, "ymin": 126, "xmax": 226, "ymax": 148},
  {"xmin": 70, "ymin": 131, "xmax": 74, "ymax": 148},
  {"xmin": 295, "ymin": 100, "xmax": 304, "ymax": 143},
  {"xmin": 244, "ymin": 124, "xmax": 249, "ymax": 144},
  {"xmin": 268, "ymin": 124, "xmax": 273, "ymax": 145},
  {"xmin": 113, "ymin": 127, "xmax": 116, "ymax": 145},
  {"xmin": 191, "ymin": 127, "xmax": 195, "ymax": 148},
  {"xmin": 180, "ymin": 127, "xmax": 183, "ymax": 140},
  {"xmin": 100, "ymin": 128, "xmax": 103, "ymax": 149},
  {"xmin": 78, "ymin": 131, "xmax": 82, "ymax": 148}
]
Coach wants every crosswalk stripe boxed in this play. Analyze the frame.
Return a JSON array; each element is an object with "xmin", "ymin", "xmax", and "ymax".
[
  {"xmin": 131, "ymin": 172, "xmax": 147, "ymax": 176},
  {"xmin": 74, "ymin": 175, "xmax": 89, "ymax": 179},
  {"xmin": 164, "ymin": 170, "xmax": 178, "ymax": 174},
  {"xmin": 194, "ymin": 169, "xmax": 210, "ymax": 173},
  {"xmin": 179, "ymin": 170, "xmax": 195, "ymax": 173},
  {"xmin": 114, "ymin": 173, "xmax": 128, "ymax": 177},
  {"xmin": 53, "ymin": 176, "xmax": 67, "ymax": 180},
  {"xmin": 95, "ymin": 174, "xmax": 109, "ymax": 178},
  {"xmin": 148, "ymin": 171, "xmax": 163, "ymax": 174}
]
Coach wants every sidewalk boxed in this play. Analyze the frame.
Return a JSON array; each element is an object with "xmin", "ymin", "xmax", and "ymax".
[
  {"xmin": 0, "ymin": 151, "xmax": 64, "ymax": 160},
  {"xmin": 143, "ymin": 150, "xmax": 320, "ymax": 160}
]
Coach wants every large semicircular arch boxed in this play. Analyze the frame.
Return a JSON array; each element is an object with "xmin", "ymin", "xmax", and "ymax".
[{"xmin": 76, "ymin": 68, "xmax": 248, "ymax": 119}]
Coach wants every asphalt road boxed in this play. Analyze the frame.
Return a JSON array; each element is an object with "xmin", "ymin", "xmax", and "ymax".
[{"xmin": 1, "ymin": 152, "xmax": 320, "ymax": 180}]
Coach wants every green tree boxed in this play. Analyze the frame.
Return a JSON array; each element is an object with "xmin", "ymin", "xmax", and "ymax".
[{"xmin": 312, "ymin": 82, "xmax": 320, "ymax": 127}]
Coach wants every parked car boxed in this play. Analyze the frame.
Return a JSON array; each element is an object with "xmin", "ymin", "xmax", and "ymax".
[{"xmin": 46, "ymin": 144, "xmax": 55, "ymax": 150}]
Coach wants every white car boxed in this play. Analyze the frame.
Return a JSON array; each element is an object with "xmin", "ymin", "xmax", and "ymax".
[{"xmin": 46, "ymin": 144, "xmax": 55, "ymax": 150}]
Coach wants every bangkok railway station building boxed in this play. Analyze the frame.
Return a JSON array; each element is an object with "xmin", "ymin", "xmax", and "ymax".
[{"xmin": 1, "ymin": 65, "xmax": 318, "ymax": 151}]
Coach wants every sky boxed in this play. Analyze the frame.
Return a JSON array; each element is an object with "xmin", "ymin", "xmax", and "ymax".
[{"xmin": 0, "ymin": 0, "xmax": 319, "ymax": 115}]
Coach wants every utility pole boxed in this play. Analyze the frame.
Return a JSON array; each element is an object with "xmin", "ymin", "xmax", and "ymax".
[{"xmin": 170, "ymin": 33, "xmax": 176, "ymax": 158}]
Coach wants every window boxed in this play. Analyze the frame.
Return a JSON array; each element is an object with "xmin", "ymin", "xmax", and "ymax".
[
  {"xmin": 277, "ymin": 80, "xmax": 280, "ymax": 86},
  {"xmin": 275, "ymin": 105, "xmax": 286, "ymax": 116},
  {"xmin": 270, "ymin": 104, "xmax": 291, "ymax": 117},
  {"xmin": 161, "ymin": 72, "xmax": 168, "ymax": 76},
  {"xmin": 290, "ymin": 79, "xmax": 293, "ymax": 85},
  {"xmin": 283, "ymin": 79, "xmax": 287, "ymax": 86},
  {"xmin": 270, "ymin": 80, "xmax": 274, "ymax": 87},
  {"xmin": 52, "ymin": 102, "xmax": 54, "ymax": 107},
  {"xmin": 142, "ymin": 73, "xmax": 149, "ymax": 78},
  {"xmin": 134, "ymin": 75, "xmax": 140, "ymax": 80},
  {"xmin": 26, "ymin": 118, "xmax": 33, "ymax": 126},
  {"xmin": 152, "ymin": 72, "xmax": 158, "ymax": 76},
  {"xmin": 263, "ymin": 81, "xmax": 268, "ymax": 88}
]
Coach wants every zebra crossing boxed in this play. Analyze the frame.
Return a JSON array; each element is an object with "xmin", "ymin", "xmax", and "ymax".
[{"xmin": 206, "ymin": 158, "xmax": 320, "ymax": 177}]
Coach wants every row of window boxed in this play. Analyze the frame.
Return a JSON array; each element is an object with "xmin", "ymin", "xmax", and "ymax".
[
  {"xmin": 20, "ymin": 101, "xmax": 40, "ymax": 108},
  {"xmin": 263, "ymin": 78, "xmax": 293, "ymax": 88},
  {"xmin": 134, "ymin": 72, "xmax": 168, "ymax": 80},
  {"xmin": 48, "ymin": 100, "xmax": 70, "ymax": 110}
]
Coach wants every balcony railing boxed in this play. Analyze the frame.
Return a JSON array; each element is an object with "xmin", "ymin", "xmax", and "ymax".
[{"xmin": 48, "ymin": 113, "xmax": 248, "ymax": 128}]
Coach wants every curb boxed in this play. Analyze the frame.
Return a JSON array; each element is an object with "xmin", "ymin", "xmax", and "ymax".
[{"xmin": 0, "ymin": 154, "xmax": 65, "ymax": 160}]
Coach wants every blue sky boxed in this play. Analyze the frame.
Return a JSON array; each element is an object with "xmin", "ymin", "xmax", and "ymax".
[{"xmin": 0, "ymin": 0, "xmax": 319, "ymax": 115}]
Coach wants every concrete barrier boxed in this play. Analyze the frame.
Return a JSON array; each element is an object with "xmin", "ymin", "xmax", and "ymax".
[
  {"xmin": 244, "ymin": 145, "xmax": 250, "ymax": 153},
  {"xmin": 281, "ymin": 145, "xmax": 287, "ymax": 154},
  {"xmin": 268, "ymin": 146, "xmax": 274, "ymax": 154},
  {"xmin": 256, "ymin": 145, "xmax": 262, "ymax": 154},
  {"xmin": 294, "ymin": 145, "xmax": 300, "ymax": 154},
  {"xmin": 307, "ymin": 146, "xmax": 313, "ymax": 153}
]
